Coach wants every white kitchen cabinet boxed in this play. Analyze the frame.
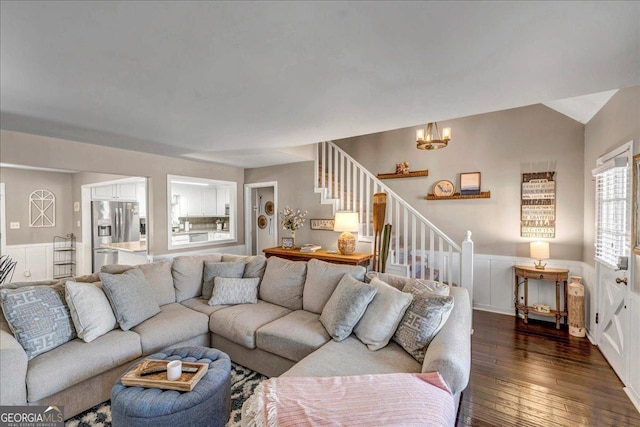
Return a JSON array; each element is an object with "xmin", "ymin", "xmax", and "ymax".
[
  {"xmin": 202, "ymin": 188, "xmax": 217, "ymax": 215},
  {"xmin": 91, "ymin": 183, "xmax": 138, "ymax": 201},
  {"xmin": 185, "ymin": 186, "xmax": 202, "ymax": 216},
  {"xmin": 216, "ymin": 189, "xmax": 230, "ymax": 216},
  {"xmin": 136, "ymin": 182, "xmax": 146, "ymax": 218}
]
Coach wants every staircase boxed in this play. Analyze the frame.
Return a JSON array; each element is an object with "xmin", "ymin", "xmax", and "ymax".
[{"xmin": 314, "ymin": 141, "xmax": 473, "ymax": 291}]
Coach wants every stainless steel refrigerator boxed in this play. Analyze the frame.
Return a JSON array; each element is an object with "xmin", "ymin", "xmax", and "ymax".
[{"xmin": 92, "ymin": 201, "xmax": 140, "ymax": 272}]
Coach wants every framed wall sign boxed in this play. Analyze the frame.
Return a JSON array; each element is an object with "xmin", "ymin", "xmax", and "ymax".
[
  {"xmin": 310, "ymin": 219, "xmax": 335, "ymax": 231},
  {"xmin": 521, "ymin": 171, "xmax": 556, "ymax": 238}
]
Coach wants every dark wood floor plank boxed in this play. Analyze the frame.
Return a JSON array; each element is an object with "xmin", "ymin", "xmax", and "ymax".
[{"xmin": 458, "ymin": 310, "xmax": 640, "ymax": 427}]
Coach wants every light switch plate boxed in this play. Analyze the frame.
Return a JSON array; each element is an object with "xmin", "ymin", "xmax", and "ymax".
[
  {"xmin": 74, "ymin": 201, "xmax": 80, "ymax": 212},
  {"xmin": 10, "ymin": 222, "xmax": 20, "ymax": 229}
]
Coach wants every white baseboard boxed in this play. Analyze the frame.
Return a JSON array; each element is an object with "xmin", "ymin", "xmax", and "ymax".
[
  {"xmin": 624, "ymin": 387, "xmax": 640, "ymax": 415},
  {"xmin": 153, "ymin": 244, "xmax": 246, "ymax": 261}
]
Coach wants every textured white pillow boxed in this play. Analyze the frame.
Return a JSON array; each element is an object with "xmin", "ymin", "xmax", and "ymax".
[
  {"xmin": 65, "ymin": 281, "xmax": 117, "ymax": 343},
  {"xmin": 208, "ymin": 277, "xmax": 260, "ymax": 306},
  {"xmin": 354, "ymin": 277, "xmax": 413, "ymax": 351}
]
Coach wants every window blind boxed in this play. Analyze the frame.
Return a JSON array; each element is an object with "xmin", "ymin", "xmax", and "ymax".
[{"xmin": 593, "ymin": 158, "xmax": 629, "ymax": 269}]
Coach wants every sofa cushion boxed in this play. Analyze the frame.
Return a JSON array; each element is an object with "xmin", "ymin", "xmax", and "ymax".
[
  {"xmin": 180, "ymin": 297, "xmax": 230, "ymax": 317},
  {"xmin": 202, "ymin": 260, "xmax": 246, "ymax": 300},
  {"xmin": 171, "ymin": 253, "xmax": 224, "ymax": 302},
  {"xmin": 100, "ymin": 269, "xmax": 160, "ymax": 331},
  {"xmin": 256, "ymin": 310, "xmax": 331, "ymax": 362},
  {"xmin": 221, "ymin": 254, "xmax": 268, "ymax": 280},
  {"xmin": 26, "ymin": 329, "xmax": 142, "ymax": 402},
  {"xmin": 209, "ymin": 300, "xmax": 291, "ymax": 349},
  {"xmin": 319, "ymin": 274, "xmax": 377, "ymax": 342},
  {"xmin": 64, "ymin": 281, "xmax": 117, "ymax": 343},
  {"xmin": 282, "ymin": 335, "xmax": 421, "ymax": 378},
  {"xmin": 209, "ymin": 277, "xmax": 259, "ymax": 305},
  {"xmin": 354, "ymin": 277, "xmax": 413, "ymax": 351},
  {"xmin": 131, "ymin": 303, "xmax": 209, "ymax": 354},
  {"xmin": 0, "ymin": 283, "xmax": 76, "ymax": 360},
  {"xmin": 101, "ymin": 262, "xmax": 176, "ymax": 306},
  {"xmin": 259, "ymin": 257, "xmax": 306, "ymax": 310},
  {"xmin": 366, "ymin": 271, "xmax": 449, "ymax": 295},
  {"xmin": 302, "ymin": 258, "xmax": 366, "ymax": 314},
  {"xmin": 393, "ymin": 293, "xmax": 454, "ymax": 363}
]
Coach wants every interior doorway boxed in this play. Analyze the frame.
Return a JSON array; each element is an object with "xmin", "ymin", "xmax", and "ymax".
[{"xmin": 244, "ymin": 182, "xmax": 278, "ymax": 256}]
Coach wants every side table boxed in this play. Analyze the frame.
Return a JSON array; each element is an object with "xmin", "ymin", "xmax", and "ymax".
[
  {"xmin": 263, "ymin": 247, "xmax": 372, "ymax": 268},
  {"xmin": 514, "ymin": 265, "xmax": 569, "ymax": 329}
]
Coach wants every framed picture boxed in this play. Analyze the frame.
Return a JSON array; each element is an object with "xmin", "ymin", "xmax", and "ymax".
[
  {"xmin": 281, "ymin": 237, "xmax": 294, "ymax": 249},
  {"xmin": 634, "ymin": 154, "xmax": 640, "ymax": 255},
  {"xmin": 310, "ymin": 219, "xmax": 335, "ymax": 231},
  {"xmin": 460, "ymin": 172, "xmax": 481, "ymax": 195}
]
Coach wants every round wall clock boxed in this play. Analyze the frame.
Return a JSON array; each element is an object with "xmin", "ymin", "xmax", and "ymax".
[{"xmin": 433, "ymin": 180, "xmax": 455, "ymax": 197}]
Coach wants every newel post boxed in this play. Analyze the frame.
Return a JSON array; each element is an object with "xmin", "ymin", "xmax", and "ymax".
[{"xmin": 460, "ymin": 230, "xmax": 474, "ymax": 313}]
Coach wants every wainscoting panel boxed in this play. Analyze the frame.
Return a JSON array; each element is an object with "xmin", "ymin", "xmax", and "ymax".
[
  {"xmin": 4, "ymin": 243, "xmax": 53, "ymax": 282},
  {"xmin": 626, "ymin": 292, "xmax": 640, "ymax": 412},
  {"xmin": 473, "ymin": 254, "xmax": 587, "ymax": 325}
]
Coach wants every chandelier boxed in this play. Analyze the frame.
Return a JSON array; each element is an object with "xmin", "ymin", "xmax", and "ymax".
[{"xmin": 416, "ymin": 122, "xmax": 451, "ymax": 150}]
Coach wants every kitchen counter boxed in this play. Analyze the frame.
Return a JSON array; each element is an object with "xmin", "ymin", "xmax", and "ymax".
[
  {"xmin": 172, "ymin": 230, "xmax": 229, "ymax": 235},
  {"xmin": 100, "ymin": 241, "xmax": 147, "ymax": 252}
]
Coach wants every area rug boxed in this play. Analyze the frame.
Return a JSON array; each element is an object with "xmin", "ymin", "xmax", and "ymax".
[{"xmin": 65, "ymin": 363, "xmax": 267, "ymax": 427}]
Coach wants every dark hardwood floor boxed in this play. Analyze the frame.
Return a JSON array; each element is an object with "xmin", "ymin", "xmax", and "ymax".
[{"xmin": 457, "ymin": 310, "xmax": 640, "ymax": 427}]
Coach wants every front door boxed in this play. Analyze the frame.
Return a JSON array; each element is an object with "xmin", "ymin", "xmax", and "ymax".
[{"xmin": 594, "ymin": 141, "xmax": 633, "ymax": 384}]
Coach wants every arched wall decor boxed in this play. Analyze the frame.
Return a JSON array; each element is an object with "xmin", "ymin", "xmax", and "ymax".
[{"xmin": 29, "ymin": 189, "xmax": 56, "ymax": 227}]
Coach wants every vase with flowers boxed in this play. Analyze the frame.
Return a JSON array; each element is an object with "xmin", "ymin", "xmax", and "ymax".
[{"xmin": 280, "ymin": 206, "xmax": 307, "ymax": 247}]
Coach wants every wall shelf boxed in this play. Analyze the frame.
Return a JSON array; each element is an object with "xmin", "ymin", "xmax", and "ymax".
[
  {"xmin": 426, "ymin": 191, "xmax": 491, "ymax": 200},
  {"xmin": 377, "ymin": 170, "xmax": 429, "ymax": 180}
]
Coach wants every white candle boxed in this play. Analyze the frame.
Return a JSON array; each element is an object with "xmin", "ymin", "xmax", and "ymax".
[
  {"xmin": 442, "ymin": 127, "xmax": 451, "ymax": 140},
  {"xmin": 416, "ymin": 129, "xmax": 424, "ymax": 141}
]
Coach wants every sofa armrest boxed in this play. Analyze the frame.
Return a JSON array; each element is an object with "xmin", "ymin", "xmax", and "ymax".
[
  {"xmin": 0, "ymin": 323, "xmax": 28, "ymax": 405},
  {"xmin": 421, "ymin": 286, "xmax": 471, "ymax": 396}
]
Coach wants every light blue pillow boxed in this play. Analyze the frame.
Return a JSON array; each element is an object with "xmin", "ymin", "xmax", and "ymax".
[
  {"xmin": 319, "ymin": 274, "xmax": 377, "ymax": 342},
  {"xmin": 100, "ymin": 269, "xmax": 160, "ymax": 331},
  {"xmin": 0, "ymin": 283, "xmax": 76, "ymax": 360}
]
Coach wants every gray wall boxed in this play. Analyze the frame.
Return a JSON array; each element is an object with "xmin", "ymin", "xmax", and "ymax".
[
  {"xmin": 0, "ymin": 130, "xmax": 245, "ymax": 256},
  {"xmin": 583, "ymin": 85, "xmax": 640, "ymax": 269},
  {"xmin": 336, "ymin": 104, "xmax": 585, "ymax": 260},
  {"xmin": 0, "ymin": 167, "xmax": 74, "ymax": 245}
]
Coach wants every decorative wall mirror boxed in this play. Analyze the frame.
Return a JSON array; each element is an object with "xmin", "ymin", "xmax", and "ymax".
[{"xmin": 167, "ymin": 175, "xmax": 237, "ymax": 249}]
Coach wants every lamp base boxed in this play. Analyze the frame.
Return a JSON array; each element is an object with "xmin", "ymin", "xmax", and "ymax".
[
  {"xmin": 533, "ymin": 260, "xmax": 547, "ymax": 270},
  {"xmin": 337, "ymin": 232, "xmax": 356, "ymax": 255}
]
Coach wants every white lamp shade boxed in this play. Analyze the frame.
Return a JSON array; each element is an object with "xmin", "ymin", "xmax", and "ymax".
[
  {"xmin": 530, "ymin": 241, "xmax": 550, "ymax": 260},
  {"xmin": 333, "ymin": 211, "xmax": 359, "ymax": 232}
]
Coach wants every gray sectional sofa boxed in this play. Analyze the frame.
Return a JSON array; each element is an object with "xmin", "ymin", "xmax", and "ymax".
[{"xmin": 0, "ymin": 253, "xmax": 472, "ymax": 420}]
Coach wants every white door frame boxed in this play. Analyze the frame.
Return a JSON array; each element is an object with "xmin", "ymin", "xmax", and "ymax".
[{"xmin": 244, "ymin": 182, "xmax": 278, "ymax": 256}]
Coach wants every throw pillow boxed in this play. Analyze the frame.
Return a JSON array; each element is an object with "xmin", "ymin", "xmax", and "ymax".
[
  {"xmin": 65, "ymin": 281, "xmax": 117, "ymax": 343},
  {"xmin": 0, "ymin": 283, "xmax": 76, "ymax": 360},
  {"xmin": 302, "ymin": 258, "xmax": 366, "ymax": 314},
  {"xmin": 101, "ymin": 262, "xmax": 176, "ymax": 306},
  {"xmin": 319, "ymin": 274, "xmax": 377, "ymax": 342},
  {"xmin": 366, "ymin": 271, "xmax": 449, "ymax": 295},
  {"xmin": 208, "ymin": 277, "xmax": 260, "ymax": 305},
  {"xmin": 202, "ymin": 260, "xmax": 247, "ymax": 300},
  {"xmin": 259, "ymin": 256, "xmax": 307, "ymax": 310},
  {"xmin": 221, "ymin": 254, "xmax": 268, "ymax": 280},
  {"xmin": 99, "ymin": 269, "xmax": 160, "ymax": 331},
  {"xmin": 353, "ymin": 277, "xmax": 413, "ymax": 351},
  {"xmin": 393, "ymin": 292, "xmax": 454, "ymax": 363}
]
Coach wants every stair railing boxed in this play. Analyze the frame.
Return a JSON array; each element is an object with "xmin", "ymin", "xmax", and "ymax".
[{"xmin": 315, "ymin": 140, "xmax": 473, "ymax": 293}]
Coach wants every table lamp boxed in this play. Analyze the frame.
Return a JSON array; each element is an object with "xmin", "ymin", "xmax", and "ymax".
[
  {"xmin": 530, "ymin": 241, "xmax": 549, "ymax": 270},
  {"xmin": 333, "ymin": 211, "xmax": 359, "ymax": 255}
]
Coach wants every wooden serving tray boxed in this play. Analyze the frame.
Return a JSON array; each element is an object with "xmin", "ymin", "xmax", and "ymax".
[{"xmin": 121, "ymin": 359, "xmax": 209, "ymax": 392}]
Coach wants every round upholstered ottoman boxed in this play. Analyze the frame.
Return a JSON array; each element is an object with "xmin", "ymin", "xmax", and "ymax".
[{"xmin": 111, "ymin": 347, "xmax": 231, "ymax": 427}]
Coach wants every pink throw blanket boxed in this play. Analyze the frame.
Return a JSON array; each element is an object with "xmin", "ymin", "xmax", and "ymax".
[{"xmin": 242, "ymin": 372, "xmax": 455, "ymax": 427}]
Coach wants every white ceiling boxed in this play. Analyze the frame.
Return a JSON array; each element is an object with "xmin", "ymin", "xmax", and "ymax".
[{"xmin": 1, "ymin": 2, "xmax": 638, "ymax": 168}]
